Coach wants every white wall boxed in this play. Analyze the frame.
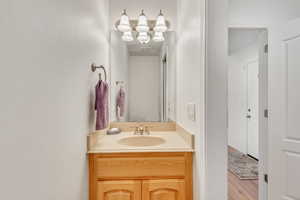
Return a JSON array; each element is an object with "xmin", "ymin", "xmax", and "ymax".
[
  {"xmin": 205, "ymin": 0, "xmax": 228, "ymax": 200},
  {"xmin": 0, "ymin": 0, "xmax": 109, "ymax": 200},
  {"xmin": 128, "ymin": 56, "xmax": 160, "ymax": 121},
  {"xmin": 110, "ymin": 31, "xmax": 129, "ymax": 122},
  {"xmin": 110, "ymin": 0, "xmax": 177, "ymax": 31},
  {"xmin": 228, "ymin": 1, "xmax": 300, "ymax": 200},
  {"xmin": 176, "ymin": 0, "xmax": 206, "ymax": 199},
  {"xmin": 228, "ymin": 39, "xmax": 259, "ymax": 154}
]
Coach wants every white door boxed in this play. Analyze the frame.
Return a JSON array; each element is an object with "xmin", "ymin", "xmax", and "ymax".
[
  {"xmin": 269, "ymin": 19, "xmax": 300, "ymax": 200},
  {"xmin": 247, "ymin": 60, "xmax": 259, "ymax": 159}
]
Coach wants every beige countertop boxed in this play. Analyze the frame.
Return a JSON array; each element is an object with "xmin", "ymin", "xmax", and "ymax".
[{"xmin": 87, "ymin": 131, "xmax": 194, "ymax": 153}]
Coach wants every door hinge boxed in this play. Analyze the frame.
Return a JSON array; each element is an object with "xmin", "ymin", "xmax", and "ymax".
[
  {"xmin": 264, "ymin": 174, "xmax": 268, "ymax": 183},
  {"xmin": 264, "ymin": 109, "xmax": 269, "ymax": 118},
  {"xmin": 264, "ymin": 44, "xmax": 269, "ymax": 53}
]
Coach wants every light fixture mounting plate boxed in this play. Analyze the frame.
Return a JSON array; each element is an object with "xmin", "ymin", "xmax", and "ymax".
[{"xmin": 115, "ymin": 20, "xmax": 170, "ymax": 32}]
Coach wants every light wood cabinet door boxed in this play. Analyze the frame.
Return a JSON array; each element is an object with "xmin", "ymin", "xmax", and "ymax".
[
  {"xmin": 97, "ymin": 180, "xmax": 141, "ymax": 200},
  {"xmin": 142, "ymin": 179, "xmax": 185, "ymax": 200}
]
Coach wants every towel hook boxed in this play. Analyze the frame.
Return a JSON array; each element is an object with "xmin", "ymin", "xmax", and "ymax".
[{"xmin": 91, "ymin": 63, "xmax": 107, "ymax": 81}]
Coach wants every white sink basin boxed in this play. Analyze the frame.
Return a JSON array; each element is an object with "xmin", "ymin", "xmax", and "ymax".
[{"xmin": 118, "ymin": 136, "xmax": 166, "ymax": 147}]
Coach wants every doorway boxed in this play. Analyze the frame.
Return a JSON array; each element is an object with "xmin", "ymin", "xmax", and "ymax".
[{"xmin": 227, "ymin": 28, "xmax": 268, "ymax": 200}]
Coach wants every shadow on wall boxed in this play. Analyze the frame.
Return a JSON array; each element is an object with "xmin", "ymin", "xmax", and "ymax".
[{"xmin": 88, "ymin": 83, "xmax": 96, "ymax": 132}]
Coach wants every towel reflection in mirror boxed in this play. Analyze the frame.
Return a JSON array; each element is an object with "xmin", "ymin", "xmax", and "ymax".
[{"xmin": 116, "ymin": 83, "xmax": 126, "ymax": 121}]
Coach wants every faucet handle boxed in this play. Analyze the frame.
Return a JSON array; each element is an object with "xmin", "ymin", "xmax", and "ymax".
[{"xmin": 144, "ymin": 126, "xmax": 153, "ymax": 135}]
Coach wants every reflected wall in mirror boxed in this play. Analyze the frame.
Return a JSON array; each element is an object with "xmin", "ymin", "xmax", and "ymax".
[{"xmin": 110, "ymin": 31, "xmax": 176, "ymax": 122}]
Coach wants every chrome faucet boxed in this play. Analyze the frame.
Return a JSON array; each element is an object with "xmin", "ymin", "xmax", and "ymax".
[
  {"xmin": 137, "ymin": 126, "xmax": 144, "ymax": 135},
  {"xmin": 133, "ymin": 126, "xmax": 150, "ymax": 135}
]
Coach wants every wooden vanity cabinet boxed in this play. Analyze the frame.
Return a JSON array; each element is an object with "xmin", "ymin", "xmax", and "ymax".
[
  {"xmin": 97, "ymin": 180, "xmax": 141, "ymax": 200},
  {"xmin": 142, "ymin": 179, "xmax": 185, "ymax": 200},
  {"xmin": 89, "ymin": 152, "xmax": 193, "ymax": 200}
]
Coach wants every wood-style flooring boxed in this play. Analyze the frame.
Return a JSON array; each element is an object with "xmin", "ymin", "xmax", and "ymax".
[{"xmin": 228, "ymin": 147, "xmax": 258, "ymax": 200}]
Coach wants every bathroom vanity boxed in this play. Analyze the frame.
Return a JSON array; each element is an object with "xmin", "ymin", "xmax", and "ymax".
[
  {"xmin": 88, "ymin": 124, "xmax": 194, "ymax": 200},
  {"xmin": 88, "ymin": 14, "xmax": 195, "ymax": 199},
  {"xmin": 89, "ymin": 152, "xmax": 192, "ymax": 200}
]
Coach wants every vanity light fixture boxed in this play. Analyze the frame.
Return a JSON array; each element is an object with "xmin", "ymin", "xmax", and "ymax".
[
  {"xmin": 122, "ymin": 31, "xmax": 134, "ymax": 42},
  {"xmin": 136, "ymin": 10, "xmax": 149, "ymax": 33},
  {"xmin": 117, "ymin": 9, "xmax": 131, "ymax": 32},
  {"xmin": 152, "ymin": 31, "xmax": 165, "ymax": 42},
  {"xmin": 137, "ymin": 32, "xmax": 150, "ymax": 44},
  {"xmin": 142, "ymin": 36, "xmax": 151, "ymax": 44},
  {"xmin": 154, "ymin": 10, "xmax": 167, "ymax": 32},
  {"xmin": 116, "ymin": 9, "xmax": 169, "ymax": 43}
]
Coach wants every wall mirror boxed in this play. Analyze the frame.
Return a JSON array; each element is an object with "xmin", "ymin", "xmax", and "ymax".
[{"xmin": 110, "ymin": 30, "xmax": 176, "ymax": 122}]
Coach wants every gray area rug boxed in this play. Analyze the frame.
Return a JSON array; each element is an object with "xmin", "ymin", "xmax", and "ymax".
[{"xmin": 228, "ymin": 150, "xmax": 258, "ymax": 180}]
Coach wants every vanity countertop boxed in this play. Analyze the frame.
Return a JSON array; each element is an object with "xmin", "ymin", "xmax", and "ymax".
[{"xmin": 87, "ymin": 131, "xmax": 194, "ymax": 153}]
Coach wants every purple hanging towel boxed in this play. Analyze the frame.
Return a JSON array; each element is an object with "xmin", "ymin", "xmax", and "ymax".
[{"xmin": 95, "ymin": 80, "xmax": 109, "ymax": 130}]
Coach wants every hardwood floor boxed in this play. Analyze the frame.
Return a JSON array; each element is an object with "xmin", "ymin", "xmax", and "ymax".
[
  {"xmin": 228, "ymin": 171, "xmax": 258, "ymax": 200},
  {"xmin": 228, "ymin": 147, "xmax": 258, "ymax": 200}
]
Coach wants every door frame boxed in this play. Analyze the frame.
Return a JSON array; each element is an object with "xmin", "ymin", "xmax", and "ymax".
[
  {"xmin": 161, "ymin": 53, "xmax": 168, "ymax": 121},
  {"xmin": 227, "ymin": 26, "xmax": 269, "ymax": 200}
]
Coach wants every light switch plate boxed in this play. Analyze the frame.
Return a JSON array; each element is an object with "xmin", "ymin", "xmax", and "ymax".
[{"xmin": 187, "ymin": 103, "xmax": 196, "ymax": 122}]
